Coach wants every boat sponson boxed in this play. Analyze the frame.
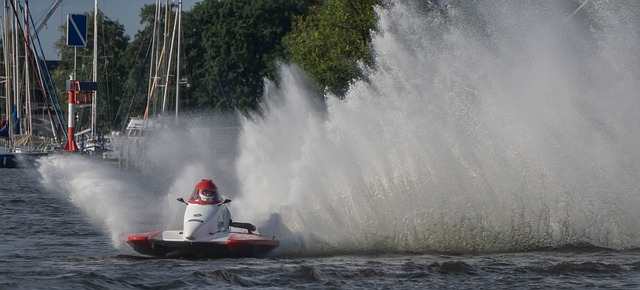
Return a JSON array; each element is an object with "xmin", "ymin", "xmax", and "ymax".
[
  {"xmin": 126, "ymin": 231, "xmax": 163, "ymax": 256},
  {"xmin": 227, "ymin": 233, "xmax": 279, "ymax": 258}
]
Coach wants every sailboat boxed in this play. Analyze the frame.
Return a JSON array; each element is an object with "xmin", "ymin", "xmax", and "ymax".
[
  {"xmin": 106, "ymin": 0, "xmax": 184, "ymax": 169},
  {"xmin": 1, "ymin": 0, "xmax": 66, "ymax": 168},
  {"xmin": 127, "ymin": 0, "xmax": 183, "ymax": 134}
]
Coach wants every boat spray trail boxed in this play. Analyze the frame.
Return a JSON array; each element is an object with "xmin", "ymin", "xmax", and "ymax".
[
  {"xmin": 37, "ymin": 0, "xmax": 640, "ymax": 256},
  {"xmin": 235, "ymin": 0, "xmax": 640, "ymax": 255},
  {"xmin": 37, "ymin": 155, "xmax": 163, "ymax": 248},
  {"xmin": 36, "ymin": 113, "xmax": 242, "ymax": 250}
]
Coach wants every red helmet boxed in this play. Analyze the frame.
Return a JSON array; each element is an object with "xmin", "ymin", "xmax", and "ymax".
[
  {"xmin": 195, "ymin": 179, "xmax": 217, "ymax": 191},
  {"xmin": 193, "ymin": 179, "xmax": 221, "ymax": 203}
]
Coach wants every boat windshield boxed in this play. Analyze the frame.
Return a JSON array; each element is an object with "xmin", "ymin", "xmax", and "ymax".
[{"xmin": 188, "ymin": 188, "xmax": 223, "ymax": 204}]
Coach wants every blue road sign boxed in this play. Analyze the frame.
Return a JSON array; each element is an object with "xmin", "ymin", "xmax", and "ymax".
[{"xmin": 67, "ymin": 14, "xmax": 87, "ymax": 47}]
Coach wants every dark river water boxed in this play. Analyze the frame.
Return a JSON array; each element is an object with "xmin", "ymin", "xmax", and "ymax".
[{"xmin": 1, "ymin": 167, "xmax": 639, "ymax": 289}]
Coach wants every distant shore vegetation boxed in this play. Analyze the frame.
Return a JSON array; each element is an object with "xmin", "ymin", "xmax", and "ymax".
[{"xmin": 51, "ymin": 0, "xmax": 438, "ymax": 132}]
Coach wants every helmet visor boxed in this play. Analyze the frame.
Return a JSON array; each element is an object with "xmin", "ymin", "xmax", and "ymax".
[{"xmin": 201, "ymin": 190, "xmax": 217, "ymax": 197}]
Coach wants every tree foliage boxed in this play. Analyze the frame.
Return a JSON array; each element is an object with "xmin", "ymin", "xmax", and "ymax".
[
  {"xmin": 182, "ymin": 0, "xmax": 315, "ymax": 111},
  {"xmin": 49, "ymin": 0, "xmax": 384, "ymax": 131},
  {"xmin": 284, "ymin": 0, "xmax": 380, "ymax": 97}
]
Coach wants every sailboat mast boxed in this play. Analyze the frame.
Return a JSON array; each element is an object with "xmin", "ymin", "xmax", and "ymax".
[
  {"xmin": 175, "ymin": 0, "xmax": 182, "ymax": 122},
  {"xmin": 162, "ymin": 0, "xmax": 178, "ymax": 114},
  {"xmin": 2, "ymin": 2, "xmax": 6, "ymax": 110},
  {"xmin": 2, "ymin": 0, "xmax": 12, "ymax": 149},
  {"xmin": 12, "ymin": 0, "xmax": 19, "ymax": 135},
  {"xmin": 91, "ymin": 0, "xmax": 98, "ymax": 137},
  {"xmin": 24, "ymin": 0, "xmax": 31, "ymax": 138},
  {"xmin": 158, "ymin": 0, "xmax": 169, "ymax": 115},
  {"xmin": 145, "ymin": 0, "xmax": 161, "ymax": 120}
]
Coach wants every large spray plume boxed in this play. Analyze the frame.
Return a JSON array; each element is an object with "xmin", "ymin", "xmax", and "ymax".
[
  {"xmin": 38, "ymin": 0, "xmax": 640, "ymax": 255},
  {"xmin": 235, "ymin": 0, "xmax": 640, "ymax": 254}
]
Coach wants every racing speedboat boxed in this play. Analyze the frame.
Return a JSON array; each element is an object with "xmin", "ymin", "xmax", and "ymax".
[{"xmin": 126, "ymin": 179, "xmax": 279, "ymax": 258}]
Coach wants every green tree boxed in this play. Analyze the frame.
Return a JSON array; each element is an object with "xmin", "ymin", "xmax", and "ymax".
[
  {"xmin": 52, "ymin": 11, "xmax": 130, "ymax": 133},
  {"xmin": 182, "ymin": 0, "xmax": 315, "ymax": 111},
  {"xmin": 284, "ymin": 0, "xmax": 380, "ymax": 97}
]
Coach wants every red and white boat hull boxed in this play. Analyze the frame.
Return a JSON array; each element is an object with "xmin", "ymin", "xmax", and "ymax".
[
  {"xmin": 126, "ymin": 179, "xmax": 279, "ymax": 258},
  {"xmin": 126, "ymin": 230, "xmax": 279, "ymax": 258}
]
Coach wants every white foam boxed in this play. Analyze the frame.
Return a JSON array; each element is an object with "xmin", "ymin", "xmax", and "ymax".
[{"xmin": 38, "ymin": 0, "xmax": 640, "ymax": 254}]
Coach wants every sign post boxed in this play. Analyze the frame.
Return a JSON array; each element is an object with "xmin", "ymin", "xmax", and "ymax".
[
  {"xmin": 67, "ymin": 14, "xmax": 87, "ymax": 80},
  {"xmin": 67, "ymin": 14, "xmax": 87, "ymax": 47}
]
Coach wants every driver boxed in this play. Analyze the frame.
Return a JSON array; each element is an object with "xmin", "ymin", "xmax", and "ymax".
[
  {"xmin": 190, "ymin": 179, "xmax": 223, "ymax": 204},
  {"xmin": 199, "ymin": 189, "xmax": 220, "ymax": 202}
]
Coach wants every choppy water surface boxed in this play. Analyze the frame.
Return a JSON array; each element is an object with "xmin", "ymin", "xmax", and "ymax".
[
  {"xmin": 0, "ymin": 169, "xmax": 639, "ymax": 289},
  {"xmin": 3, "ymin": 0, "xmax": 640, "ymax": 288}
]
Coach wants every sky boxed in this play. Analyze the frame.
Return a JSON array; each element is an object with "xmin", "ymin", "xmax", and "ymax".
[{"xmin": 29, "ymin": 0, "xmax": 199, "ymax": 60}]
